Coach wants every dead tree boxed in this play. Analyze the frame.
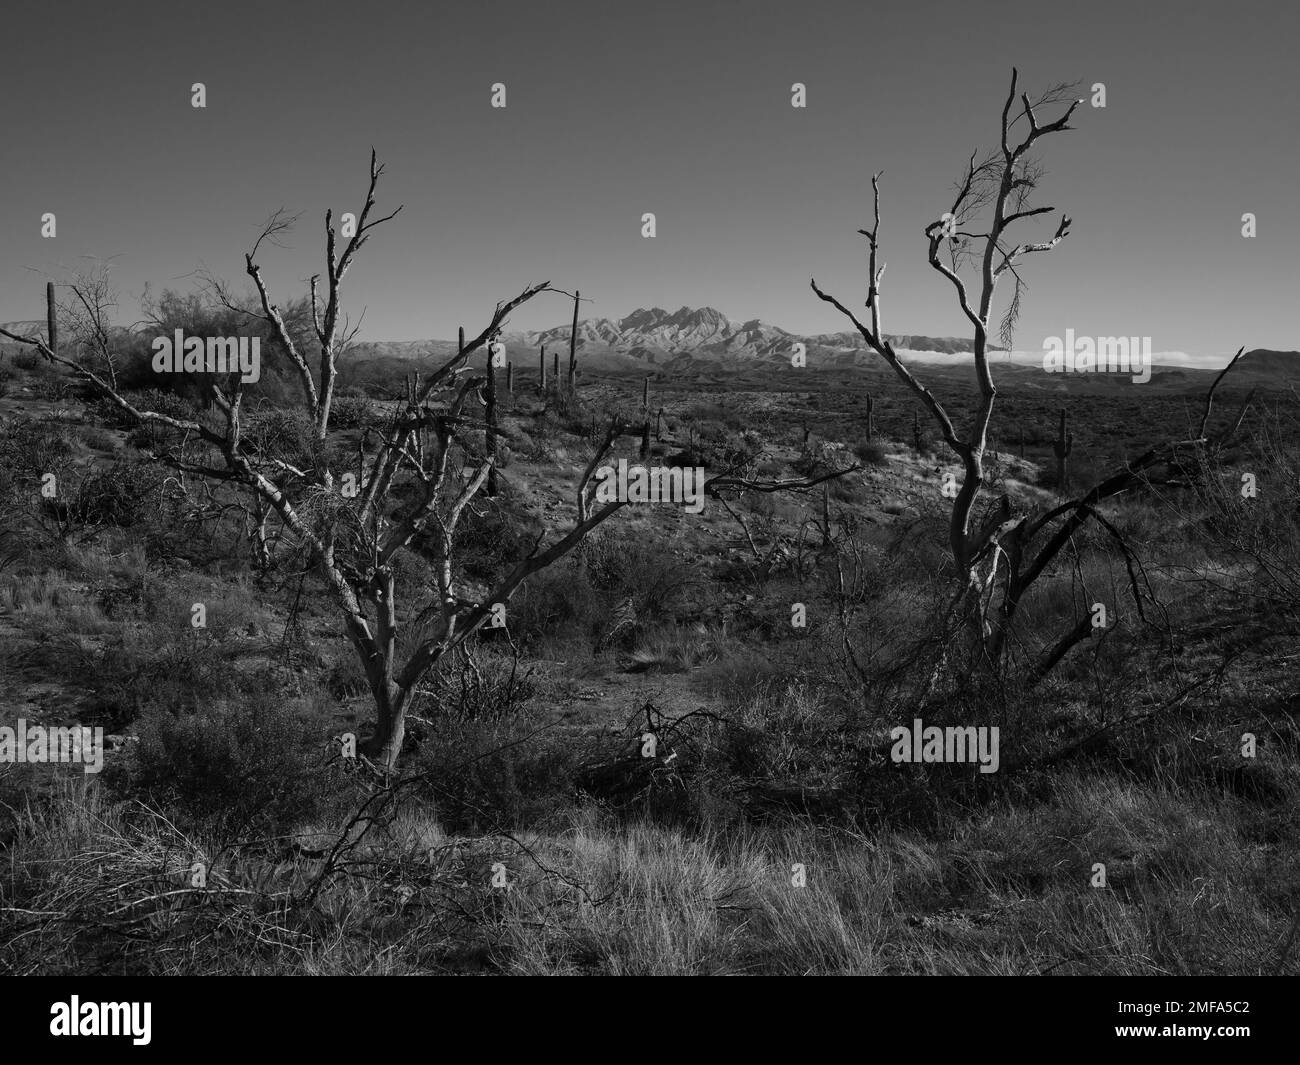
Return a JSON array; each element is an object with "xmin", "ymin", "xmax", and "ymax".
[
  {"xmin": 0, "ymin": 153, "xmax": 616, "ymax": 772},
  {"xmin": 51, "ymin": 264, "xmax": 133, "ymax": 392},
  {"xmin": 811, "ymin": 70, "xmax": 1248, "ymax": 679},
  {"xmin": 567, "ymin": 289, "xmax": 580, "ymax": 394},
  {"xmin": 2, "ymin": 151, "xmax": 841, "ymax": 771},
  {"xmin": 485, "ymin": 342, "xmax": 499, "ymax": 497},
  {"xmin": 46, "ymin": 282, "xmax": 58, "ymax": 356}
]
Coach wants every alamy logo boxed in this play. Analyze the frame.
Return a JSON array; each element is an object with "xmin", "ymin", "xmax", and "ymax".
[
  {"xmin": 592, "ymin": 459, "xmax": 706, "ymax": 514},
  {"xmin": 890, "ymin": 718, "xmax": 999, "ymax": 774},
  {"xmin": 0, "ymin": 720, "xmax": 104, "ymax": 774},
  {"xmin": 151, "ymin": 329, "xmax": 262, "ymax": 383},
  {"xmin": 50, "ymin": 997, "xmax": 151, "ymax": 1045},
  {"xmin": 1042, "ymin": 329, "xmax": 1152, "ymax": 384}
]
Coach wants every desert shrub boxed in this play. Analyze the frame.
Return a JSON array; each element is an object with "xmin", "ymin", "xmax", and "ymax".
[
  {"xmin": 684, "ymin": 401, "xmax": 745, "ymax": 432},
  {"xmin": 1189, "ymin": 418, "xmax": 1300, "ymax": 614},
  {"xmin": 794, "ymin": 439, "xmax": 854, "ymax": 478},
  {"xmin": 692, "ymin": 648, "xmax": 788, "ymax": 703},
  {"xmin": 336, "ymin": 354, "xmax": 420, "ymax": 398},
  {"xmin": 852, "ymin": 437, "xmax": 888, "ymax": 465},
  {"xmin": 12, "ymin": 348, "xmax": 41, "ymax": 371},
  {"xmin": 0, "ymin": 417, "xmax": 76, "ymax": 482},
  {"xmin": 418, "ymin": 651, "xmax": 538, "ymax": 725},
  {"xmin": 412, "ymin": 716, "xmax": 582, "ymax": 833},
  {"xmin": 96, "ymin": 330, "xmax": 158, "ymax": 391},
  {"xmin": 111, "ymin": 691, "xmax": 330, "ymax": 836},
  {"xmin": 321, "ymin": 642, "xmax": 369, "ymax": 700},
  {"xmin": 33, "ymin": 374, "xmax": 75, "ymax": 401},
  {"xmin": 830, "ymin": 475, "xmax": 867, "ymax": 503},
  {"xmin": 102, "ymin": 388, "xmax": 205, "ymax": 447},
  {"xmin": 625, "ymin": 622, "xmax": 732, "ymax": 674},
  {"xmin": 511, "ymin": 563, "xmax": 606, "ymax": 645},
  {"xmin": 327, "ymin": 393, "xmax": 375, "ymax": 431},
  {"xmin": 390, "ymin": 548, "xmax": 440, "ymax": 609},
  {"xmin": 554, "ymin": 388, "xmax": 594, "ymax": 433},
  {"xmin": 448, "ymin": 491, "xmax": 542, "ymax": 581},
  {"xmin": 76, "ymin": 424, "xmax": 120, "ymax": 452},
  {"xmin": 241, "ymin": 406, "xmax": 318, "ymax": 470},
  {"xmin": 512, "ymin": 426, "xmax": 552, "ymax": 462},
  {"xmin": 585, "ymin": 533, "xmax": 692, "ymax": 619},
  {"xmin": 133, "ymin": 286, "xmax": 315, "ymax": 407},
  {"xmin": 74, "ymin": 614, "xmax": 262, "ymax": 729},
  {"xmin": 0, "ymin": 418, "xmax": 80, "ymax": 542},
  {"xmin": 95, "ymin": 387, "xmax": 194, "ymax": 422},
  {"xmin": 710, "ymin": 429, "xmax": 763, "ymax": 471},
  {"xmin": 712, "ymin": 679, "xmax": 846, "ymax": 782},
  {"xmin": 68, "ymin": 459, "xmax": 167, "ymax": 528}
]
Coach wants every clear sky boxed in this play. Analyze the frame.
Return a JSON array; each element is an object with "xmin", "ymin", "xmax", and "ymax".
[{"xmin": 2, "ymin": 0, "xmax": 1295, "ymax": 360}]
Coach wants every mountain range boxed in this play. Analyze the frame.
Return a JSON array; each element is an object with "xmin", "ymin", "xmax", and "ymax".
[
  {"xmin": 345, "ymin": 306, "xmax": 1297, "ymax": 390},
  {"xmin": 524, "ymin": 305, "xmax": 990, "ymax": 362},
  {"xmin": 350, "ymin": 305, "xmax": 1003, "ymax": 373}
]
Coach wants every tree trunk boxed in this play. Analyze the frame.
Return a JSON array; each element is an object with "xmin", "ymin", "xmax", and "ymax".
[
  {"xmin": 366, "ymin": 681, "xmax": 409, "ymax": 774},
  {"xmin": 486, "ymin": 357, "xmax": 498, "ymax": 496}
]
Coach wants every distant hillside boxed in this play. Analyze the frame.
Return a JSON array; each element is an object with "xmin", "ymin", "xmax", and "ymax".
[
  {"xmin": 1231, "ymin": 348, "xmax": 1300, "ymax": 383},
  {"xmin": 0, "ymin": 321, "xmax": 47, "ymax": 344}
]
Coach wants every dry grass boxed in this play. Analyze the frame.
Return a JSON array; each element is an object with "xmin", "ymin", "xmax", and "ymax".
[{"xmin": 2, "ymin": 378, "xmax": 1299, "ymax": 975}]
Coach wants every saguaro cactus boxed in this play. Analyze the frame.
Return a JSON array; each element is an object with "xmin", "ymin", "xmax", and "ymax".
[
  {"xmin": 865, "ymin": 391, "xmax": 875, "ymax": 439},
  {"xmin": 568, "ymin": 289, "xmax": 580, "ymax": 394},
  {"xmin": 655, "ymin": 406, "xmax": 663, "ymax": 441},
  {"xmin": 539, "ymin": 345, "xmax": 546, "ymax": 391},
  {"xmin": 641, "ymin": 375, "xmax": 651, "ymax": 451},
  {"xmin": 912, "ymin": 409, "xmax": 923, "ymax": 454},
  {"xmin": 552, "ymin": 351, "xmax": 559, "ymax": 392},
  {"xmin": 506, "ymin": 360, "xmax": 514, "ymax": 399},
  {"xmin": 1053, "ymin": 408, "xmax": 1073, "ymax": 490},
  {"xmin": 46, "ymin": 282, "xmax": 58, "ymax": 355}
]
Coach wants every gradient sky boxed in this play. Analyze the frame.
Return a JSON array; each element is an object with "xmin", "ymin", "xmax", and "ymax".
[{"xmin": 2, "ymin": 0, "xmax": 1295, "ymax": 362}]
